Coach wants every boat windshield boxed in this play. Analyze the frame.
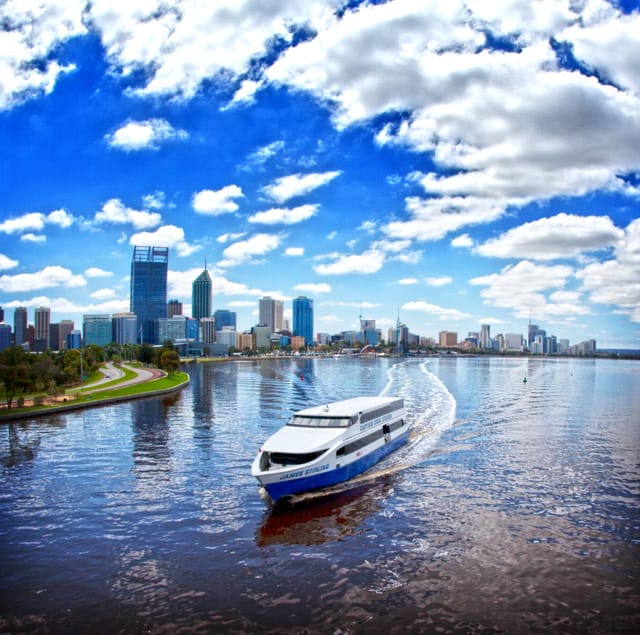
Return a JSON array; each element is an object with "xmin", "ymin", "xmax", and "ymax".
[{"xmin": 288, "ymin": 415, "xmax": 353, "ymax": 428}]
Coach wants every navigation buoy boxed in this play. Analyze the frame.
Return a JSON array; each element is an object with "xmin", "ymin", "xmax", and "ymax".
[{"xmin": 523, "ymin": 376, "xmax": 527, "ymax": 383}]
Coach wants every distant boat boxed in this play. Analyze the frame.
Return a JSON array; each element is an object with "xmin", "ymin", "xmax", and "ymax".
[{"xmin": 251, "ymin": 396, "xmax": 409, "ymax": 501}]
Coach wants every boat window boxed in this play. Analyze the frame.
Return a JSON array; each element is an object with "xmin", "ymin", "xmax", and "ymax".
[
  {"xmin": 359, "ymin": 399, "xmax": 404, "ymax": 424},
  {"xmin": 269, "ymin": 450, "xmax": 326, "ymax": 465},
  {"xmin": 288, "ymin": 416, "xmax": 352, "ymax": 428}
]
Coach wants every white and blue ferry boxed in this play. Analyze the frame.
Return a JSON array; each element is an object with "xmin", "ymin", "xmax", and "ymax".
[{"xmin": 251, "ymin": 396, "xmax": 408, "ymax": 501}]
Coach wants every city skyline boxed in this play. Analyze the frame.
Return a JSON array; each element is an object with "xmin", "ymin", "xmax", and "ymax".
[{"xmin": 1, "ymin": 2, "xmax": 639, "ymax": 349}]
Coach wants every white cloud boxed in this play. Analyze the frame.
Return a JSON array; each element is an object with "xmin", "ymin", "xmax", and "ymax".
[
  {"xmin": 0, "ymin": 0, "xmax": 84, "ymax": 109},
  {"xmin": 426, "ymin": 276, "xmax": 453, "ymax": 287},
  {"xmin": 2, "ymin": 295, "xmax": 129, "ymax": 317},
  {"xmin": 469, "ymin": 260, "xmax": 578, "ymax": 319},
  {"xmin": 20, "ymin": 233, "xmax": 46, "ymax": 243},
  {"xmin": 0, "ymin": 212, "xmax": 45, "ymax": 234},
  {"xmin": 451, "ymin": 233, "xmax": 474, "ymax": 248},
  {"xmin": 90, "ymin": 288, "xmax": 117, "ymax": 300},
  {"xmin": 243, "ymin": 140, "xmax": 285, "ymax": 170},
  {"xmin": 0, "ymin": 254, "xmax": 18, "ymax": 270},
  {"xmin": 284, "ymin": 247, "xmax": 304, "ymax": 257},
  {"xmin": 130, "ymin": 225, "xmax": 199, "ymax": 257},
  {"xmin": 293, "ymin": 283, "xmax": 331, "ymax": 294},
  {"xmin": 576, "ymin": 218, "xmax": 640, "ymax": 323},
  {"xmin": 262, "ymin": 171, "xmax": 341, "ymax": 204},
  {"xmin": 475, "ymin": 213, "xmax": 624, "ymax": 260},
  {"xmin": 314, "ymin": 249, "xmax": 385, "ymax": 275},
  {"xmin": 218, "ymin": 233, "xmax": 282, "ymax": 267},
  {"xmin": 106, "ymin": 119, "xmax": 188, "ymax": 151},
  {"xmin": 142, "ymin": 191, "xmax": 166, "ymax": 210},
  {"xmin": 398, "ymin": 278, "xmax": 419, "ymax": 285},
  {"xmin": 192, "ymin": 185, "xmax": 244, "ymax": 216},
  {"xmin": 94, "ymin": 199, "xmax": 162, "ymax": 230},
  {"xmin": 402, "ymin": 300, "xmax": 471, "ymax": 321},
  {"xmin": 0, "ymin": 266, "xmax": 86, "ymax": 292},
  {"xmin": 217, "ymin": 231, "xmax": 246, "ymax": 244},
  {"xmin": 47, "ymin": 209, "xmax": 74, "ymax": 228},
  {"xmin": 248, "ymin": 204, "xmax": 319, "ymax": 225},
  {"xmin": 85, "ymin": 267, "xmax": 113, "ymax": 278}
]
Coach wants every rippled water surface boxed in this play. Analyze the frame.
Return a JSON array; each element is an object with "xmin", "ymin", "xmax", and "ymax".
[{"xmin": 1, "ymin": 357, "xmax": 639, "ymax": 633}]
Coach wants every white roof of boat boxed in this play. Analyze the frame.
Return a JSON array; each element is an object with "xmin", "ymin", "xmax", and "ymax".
[{"xmin": 296, "ymin": 396, "xmax": 402, "ymax": 418}]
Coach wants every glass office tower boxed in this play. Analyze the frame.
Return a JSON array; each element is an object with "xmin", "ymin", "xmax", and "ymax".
[
  {"xmin": 130, "ymin": 246, "xmax": 168, "ymax": 344},
  {"xmin": 192, "ymin": 268, "xmax": 212, "ymax": 320},
  {"xmin": 292, "ymin": 296, "xmax": 313, "ymax": 346}
]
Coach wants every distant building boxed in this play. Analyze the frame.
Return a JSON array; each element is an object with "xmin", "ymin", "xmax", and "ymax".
[
  {"xmin": 216, "ymin": 328, "xmax": 238, "ymax": 349},
  {"xmin": 292, "ymin": 296, "xmax": 313, "ymax": 346},
  {"xmin": 259, "ymin": 296, "xmax": 283, "ymax": 334},
  {"xmin": 291, "ymin": 335, "xmax": 306, "ymax": 350},
  {"xmin": 34, "ymin": 306, "xmax": 51, "ymax": 351},
  {"xmin": 112, "ymin": 313, "xmax": 137, "ymax": 345},
  {"xmin": 67, "ymin": 330, "xmax": 82, "ymax": 350},
  {"xmin": 0, "ymin": 323, "xmax": 11, "ymax": 351},
  {"xmin": 237, "ymin": 332, "xmax": 253, "ymax": 351},
  {"xmin": 83, "ymin": 314, "xmax": 112, "ymax": 347},
  {"xmin": 158, "ymin": 317, "xmax": 187, "ymax": 343},
  {"xmin": 504, "ymin": 333, "xmax": 524, "ymax": 352},
  {"xmin": 480, "ymin": 324, "xmax": 490, "ymax": 348},
  {"xmin": 213, "ymin": 309, "xmax": 236, "ymax": 331},
  {"xmin": 199, "ymin": 317, "xmax": 216, "ymax": 344},
  {"xmin": 253, "ymin": 325, "xmax": 271, "ymax": 350},
  {"xmin": 439, "ymin": 330, "xmax": 457, "ymax": 347},
  {"xmin": 130, "ymin": 245, "xmax": 168, "ymax": 344},
  {"xmin": 167, "ymin": 299, "xmax": 183, "ymax": 317},
  {"xmin": 13, "ymin": 306, "xmax": 28, "ymax": 347},
  {"xmin": 192, "ymin": 267, "xmax": 212, "ymax": 320}
]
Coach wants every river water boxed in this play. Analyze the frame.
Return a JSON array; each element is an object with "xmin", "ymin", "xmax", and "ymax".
[{"xmin": 1, "ymin": 356, "xmax": 638, "ymax": 633}]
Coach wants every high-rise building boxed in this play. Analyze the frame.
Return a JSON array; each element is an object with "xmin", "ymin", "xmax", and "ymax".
[
  {"xmin": 130, "ymin": 246, "xmax": 169, "ymax": 344},
  {"xmin": 0, "ymin": 306, "xmax": 4, "ymax": 322},
  {"xmin": 439, "ymin": 330, "xmax": 457, "ymax": 347},
  {"xmin": 112, "ymin": 313, "xmax": 137, "ymax": 345},
  {"xmin": 13, "ymin": 306, "xmax": 27, "ymax": 347},
  {"xmin": 259, "ymin": 296, "xmax": 283, "ymax": 334},
  {"xmin": 49, "ymin": 323, "xmax": 62, "ymax": 351},
  {"xmin": 199, "ymin": 317, "xmax": 216, "ymax": 344},
  {"xmin": 67, "ymin": 330, "xmax": 82, "ymax": 349},
  {"xmin": 34, "ymin": 306, "xmax": 50, "ymax": 351},
  {"xmin": 480, "ymin": 324, "xmax": 491, "ymax": 348},
  {"xmin": 292, "ymin": 296, "xmax": 313, "ymax": 346},
  {"xmin": 167, "ymin": 299, "xmax": 183, "ymax": 317},
  {"xmin": 0, "ymin": 323, "xmax": 11, "ymax": 352},
  {"xmin": 192, "ymin": 267, "xmax": 212, "ymax": 320},
  {"xmin": 213, "ymin": 309, "xmax": 236, "ymax": 331},
  {"xmin": 59, "ymin": 320, "xmax": 74, "ymax": 350},
  {"xmin": 83, "ymin": 314, "xmax": 112, "ymax": 346}
]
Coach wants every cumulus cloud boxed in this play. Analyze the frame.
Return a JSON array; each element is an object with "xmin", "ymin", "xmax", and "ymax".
[
  {"xmin": 0, "ymin": 266, "xmax": 86, "ymax": 292},
  {"xmin": 248, "ymin": 204, "xmax": 319, "ymax": 225},
  {"xmin": 469, "ymin": 260, "xmax": 583, "ymax": 320},
  {"xmin": 106, "ymin": 119, "xmax": 188, "ymax": 151},
  {"xmin": 218, "ymin": 233, "xmax": 282, "ymax": 267},
  {"xmin": 294, "ymin": 283, "xmax": 331, "ymax": 294},
  {"xmin": 284, "ymin": 247, "xmax": 304, "ymax": 257},
  {"xmin": 398, "ymin": 278, "xmax": 419, "ymax": 285},
  {"xmin": 94, "ymin": 199, "xmax": 162, "ymax": 230},
  {"xmin": 314, "ymin": 249, "xmax": 385, "ymax": 275},
  {"xmin": 0, "ymin": 254, "xmax": 18, "ymax": 270},
  {"xmin": 192, "ymin": 185, "xmax": 244, "ymax": 216},
  {"xmin": 20, "ymin": 233, "xmax": 46, "ymax": 244},
  {"xmin": 426, "ymin": 276, "xmax": 453, "ymax": 287},
  {"xmin": 402, "ymin": 300, "xmax": 471, "ymax": 321},
  {"xmin": 90, "ymin": 288, "xmax": 117, "ymax": 300},
  {"xmin": 577, "ymin": 218, "xmax": 640, "ymax": 322},
  {"xmin": 476, "ymin": 213, "xmax": 624, "ymax": 260},
  {"xmin": 85, "ymin": 267, "xmax": 113, "ymax": 278},
  {"xmin": 262, "ymin": 171, "xmax": 342, "ymax": 204},
  {"xmin": 130, "ymin": 224, "xmax": 199, "ymax": 257},
  {"xmin": 0, "ymin": 209, "xmax": 75, "ymax": 235}
]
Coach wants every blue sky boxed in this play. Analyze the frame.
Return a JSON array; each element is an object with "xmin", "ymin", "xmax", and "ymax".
[{"xmin": 1, "ymin": 0, "xmax": 639, "ymax": 348}]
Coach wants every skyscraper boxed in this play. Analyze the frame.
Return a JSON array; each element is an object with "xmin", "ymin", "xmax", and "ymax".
[
  {"xmin": 480, "ymin": 324, "xmax": 491, "ymax": 348},
  {"xmin": 167, "ymin": 299, "xmax": 183, "ymax": 317},
  {"xmin": 13, "ymin": 306, "xmax": 27, "ymax": 346},
  {"xmin": 192, "ymin": 267, "xmax": 212, "ymax": 320},
  {"xmin": 213, "ymin": 309, "xmax": 236, "ymax": 331},
  {"xmin": 259, "ymin": 296, "xmax": 283, "ymax": 334},
  {"xmin": 34, "ymin": 306, "xmax": 50, "ymax": 351},
  {"xmin": 292, "ymin": 296, "xmax": 313, "ymax": 346},
  {"xmin": 130, "ymin": 246, "xmax": 169, "ymax": 344}
]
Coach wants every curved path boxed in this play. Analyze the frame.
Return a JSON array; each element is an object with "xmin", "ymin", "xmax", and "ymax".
[{"xmin": 81, "ymin": 363, "xmax": 165, "ymax": 394}]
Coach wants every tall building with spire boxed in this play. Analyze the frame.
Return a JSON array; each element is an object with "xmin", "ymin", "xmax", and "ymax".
[
  {"xmin": 192, "ymin": 265, "xmax": 212, "ymax": 320},
  {"xmin": 130, "ymin": 246, "xmax": 169, "ymax": 344}
]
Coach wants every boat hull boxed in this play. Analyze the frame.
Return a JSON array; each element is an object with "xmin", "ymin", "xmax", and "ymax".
[{"xmin": 257, "ymin": 426, "xmax": 410, "ymax": 501}]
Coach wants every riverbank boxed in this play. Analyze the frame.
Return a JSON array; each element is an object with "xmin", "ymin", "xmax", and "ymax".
[{"xmin": 0, "ymin": 366, "xmax": 190, "ymax": 421}]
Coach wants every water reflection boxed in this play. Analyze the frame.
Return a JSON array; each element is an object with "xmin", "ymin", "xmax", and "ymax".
[
  {"xmin": 0, "ymin": 423, "xmax": 40, "ymax": 468},
  {"xmin": 256, "ymin": 478, "xmax": 393, "ymax": 547}
]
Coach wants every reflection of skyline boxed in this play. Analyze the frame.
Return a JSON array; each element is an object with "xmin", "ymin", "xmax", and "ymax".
[{"xmin": 256, "ymin": 479, "xmax": 393, "ymax": 547}]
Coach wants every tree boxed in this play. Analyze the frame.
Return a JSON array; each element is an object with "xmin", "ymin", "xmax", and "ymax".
[
  {"xmin": 138, "ymin": 343, "xmax": 154, "ymax": 364},
  {"xmin": 159, "ymin": 349, "xmax": 180, "ymax": 373},
  {"xmin": 0, "ymin": 347, "xmax": 32, "ymax": 408}
]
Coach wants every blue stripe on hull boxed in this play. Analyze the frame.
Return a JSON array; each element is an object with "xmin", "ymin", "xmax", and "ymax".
[{"xmin": 263, "ymin": 429, "xmax": 410, "ymax": 501}]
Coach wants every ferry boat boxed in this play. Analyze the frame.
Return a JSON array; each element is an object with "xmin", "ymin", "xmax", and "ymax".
[{"xmin": 251, "ymin": 396, "xmax": 408, "ymax": 501}]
